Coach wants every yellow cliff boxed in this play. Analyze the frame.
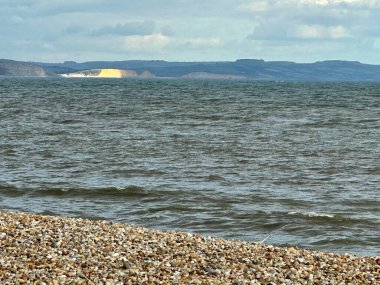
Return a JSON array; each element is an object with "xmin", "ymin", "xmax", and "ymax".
[
  {"xmin": 97, "ymin": 69, "xmax": 138, "ymax": 78},
  {"xmin": 61, "ymin": 68, "xmax": 154, "ymax": 78}
]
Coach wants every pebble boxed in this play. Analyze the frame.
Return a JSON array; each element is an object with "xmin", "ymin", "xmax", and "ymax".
[{"xmin": 0, "ymin": 211, "xmax": 379, "ymax": 284}]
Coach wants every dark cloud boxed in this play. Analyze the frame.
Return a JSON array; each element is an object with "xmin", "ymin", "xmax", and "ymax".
[
  {"xmin": 91, "ymin": 21, "xmax": 155, "ymax": 36},
  {"xmin": 62, "ymin": 25, "xmax": 86, "ymax": 35}
]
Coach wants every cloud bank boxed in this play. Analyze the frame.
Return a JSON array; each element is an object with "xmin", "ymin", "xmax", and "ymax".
[{"xmin": 1, "ymin": 0, "xmax": 379, "ymax": 63}]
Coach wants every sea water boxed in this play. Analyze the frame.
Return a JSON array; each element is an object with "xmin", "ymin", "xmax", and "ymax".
[{"xmin": 0, "ymin": 78, "xmax": 379, "ymax": 256}]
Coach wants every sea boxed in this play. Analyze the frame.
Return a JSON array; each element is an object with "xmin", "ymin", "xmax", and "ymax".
[{"xmin": 0, "ymin": 78, "xmax": 379, "ymax": 256}]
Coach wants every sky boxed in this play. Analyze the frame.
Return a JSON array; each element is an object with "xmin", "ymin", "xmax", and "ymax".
[{"xmin": 1, "ymin": 0, "xmax": 380, "ymax": 63}]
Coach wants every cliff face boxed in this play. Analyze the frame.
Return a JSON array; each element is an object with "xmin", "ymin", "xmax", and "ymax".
[
  {"xmin": 0, "ymin": 59, "xmax": 53, "ymax": 77},
  {"xmin": 98, "ymin": 69, "xmax": 137, "ymax": 78},
  {"xmin": 62, "ymin": 69, "xmax": 156, "ymax": 78},
  {"xmin": 139, "ymin": 71, "xmax": 155, "ymax": 78}
]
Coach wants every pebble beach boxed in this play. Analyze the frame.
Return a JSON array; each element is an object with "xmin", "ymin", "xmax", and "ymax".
[{"xmin": 0, "ymin": 211, "xmax": 378, "ymax": 284}]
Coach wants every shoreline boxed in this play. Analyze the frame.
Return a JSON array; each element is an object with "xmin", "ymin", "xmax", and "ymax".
[{"xmin": 0, "ymin": 211, "xmax": 378, "ymax": 284}]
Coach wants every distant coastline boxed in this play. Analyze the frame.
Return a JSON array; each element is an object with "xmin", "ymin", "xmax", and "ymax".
[{"xmin": 3, "ymin": 58, "xmax": 380, "ymax": 81}]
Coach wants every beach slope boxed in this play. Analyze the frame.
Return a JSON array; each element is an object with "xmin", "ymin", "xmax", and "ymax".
[{"xmin": 0, "ymin": 211, "xmax": 378, "ymax": 284}]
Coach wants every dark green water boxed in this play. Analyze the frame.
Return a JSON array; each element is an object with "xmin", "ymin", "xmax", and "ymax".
[{"xmin": 0, "ymin": 78, "xmax": 379, "ymax": 256}]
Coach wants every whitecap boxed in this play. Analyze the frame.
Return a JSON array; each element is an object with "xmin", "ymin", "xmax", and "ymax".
[{"xmin": 287, "ymin": 211, "xmax": 335, "ymax": 218}]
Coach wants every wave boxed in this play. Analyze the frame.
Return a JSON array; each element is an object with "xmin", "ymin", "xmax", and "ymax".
[
  {"xmin": 205, "ymin": 174, "xmax": 225, "ymax": 182},
  {"xmin": 287, "ymin": 211, "xmax": 335, "ymax": 218},
  {"xmin": 0, "ymin": 183, "xmax": 203, "ymax": 201},
  {"xmin": 52, "ymin": 119, "xmax": 85, "ymax": 124},
  {"xmin": 31, "ymin": 185, "xmax": 150, "ymax": 198},
  {"xmin": 0, "ymin": 183, "xmax": 153, "ymax": 198},
  {"xmin": 0, "ymin": 182, "xmax": 26, "ymax": 197},
  {"xmin": 284, "ymin": 210, "xmax": 379, "ymax": 230}
]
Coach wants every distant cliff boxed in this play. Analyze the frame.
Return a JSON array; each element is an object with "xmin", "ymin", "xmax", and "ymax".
[
  {"xmin": 62, "ymin": 69, "xmax": 156, "ymax": 78},
  {"xmin": 33, "ymin": 59, "xmax": 380, "ymax": 82},
  {"xmin": 0, "ymin": 59, "xmax": 53, "ymax": 77}
]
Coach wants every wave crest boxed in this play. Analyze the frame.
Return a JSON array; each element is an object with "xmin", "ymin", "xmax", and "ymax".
[{"xmin": 287, "ymin": 211, "xmax": 335, "ymax": 218}]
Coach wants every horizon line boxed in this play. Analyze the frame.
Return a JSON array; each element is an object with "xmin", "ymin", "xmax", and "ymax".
[{"xmin": 3, "ymin": 58, "xmax": 377, "ymax": 65}]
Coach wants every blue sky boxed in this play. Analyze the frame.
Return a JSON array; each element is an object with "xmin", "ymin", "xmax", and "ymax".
[{"xmin": 1, "ymin": 0, "xmax": 380, "ymax": 63}]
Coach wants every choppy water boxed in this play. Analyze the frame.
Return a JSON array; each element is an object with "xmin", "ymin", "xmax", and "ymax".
[{"xmin": 0, "ymin": 78, "xmax": 379, "ymax": 256}]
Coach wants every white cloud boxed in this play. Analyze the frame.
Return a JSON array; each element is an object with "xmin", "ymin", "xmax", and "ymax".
[
  {"xmin": 185, "ymin": 37, "xmax": 221, "ymax": 47},
  {"xmin": 295, "ymin": 25, "xmax": 325, "ymax": 39},
  {"xmin": 124, "ymin": 33, "xmax": 171, "ymax": 52},
  {"xmin": 245, "ymin": 0, "xmax": 378, "ymax": 41},
  {"xmin": 295, "ymin": 25, "xmax": 351, "ymax": 39},
  {"xmin": 237, "ymin": 1, "xmax": 269, "ymax": 13},
  {"xmin": 329, "ymin": 25, "xmax": 351, "ymax": 38},
  {"xmin": 304, "ymin": 0, "xmax": 380, "ymax": 6},
  {"xmin": 239, "ymin": 0, "xmax": 380, "ymax": 14},
  {"xmin": 239, "ymin": 0, "xmax": 380, "ymax": 63}
]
